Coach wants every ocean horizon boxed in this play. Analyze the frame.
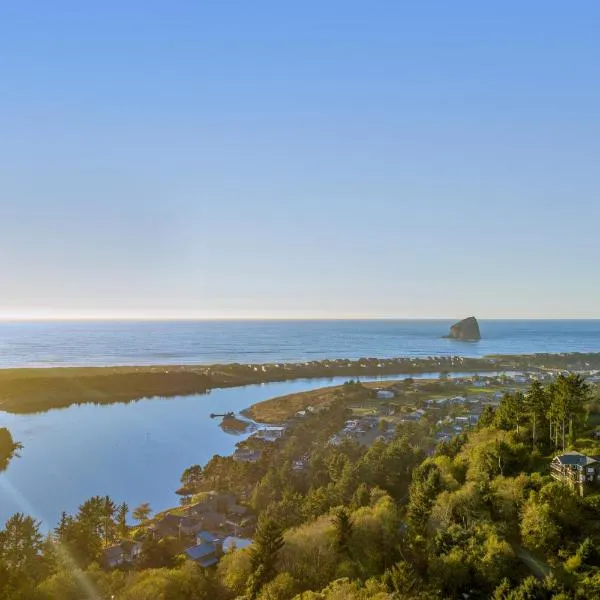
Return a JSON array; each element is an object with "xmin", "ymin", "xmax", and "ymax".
[{"xmin": 1, "ymin": 319, "xmax": 600, "ymax": 369}]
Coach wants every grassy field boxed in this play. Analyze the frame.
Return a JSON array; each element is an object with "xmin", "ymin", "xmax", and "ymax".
[
  {"xmin": 245, "ymin": 385, "xmax": 345, "ymax": 423},
  {"xmin": 246, "ymin": 378, "xmax": 520, "ymax": 424}
]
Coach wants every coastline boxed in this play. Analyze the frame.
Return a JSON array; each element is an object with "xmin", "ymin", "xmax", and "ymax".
[{"xmin": 0, "ymin": 351, "xmax": 599, "ymax": 414}]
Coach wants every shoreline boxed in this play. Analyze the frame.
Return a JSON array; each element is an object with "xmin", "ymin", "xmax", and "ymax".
[{"xmin": 0, "ymin": 351, "xmax": 599, "ymax": 414}]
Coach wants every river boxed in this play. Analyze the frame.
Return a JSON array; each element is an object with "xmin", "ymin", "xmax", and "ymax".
[{"xmin": 0, "ymin": 371, "xmax": 510, "ymax": 529}]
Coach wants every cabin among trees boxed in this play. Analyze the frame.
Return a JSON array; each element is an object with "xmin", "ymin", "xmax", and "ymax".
[{"xmin": 550, "ymin": 450, "xmax": 600, "ymax": 496}]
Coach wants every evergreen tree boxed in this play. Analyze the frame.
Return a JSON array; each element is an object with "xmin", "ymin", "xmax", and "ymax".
[
  {"xmin": 0, "ymin": 513, "xmax": 45, "ymax": 597},
  {"xmin": 332, "ymin": 507, "xmax": 353, "ymax": 558},
  {"xmin": 477, "ymin": 405, "xmax": 496, "ymax": 429},
  {"xmin": 117, "ymin": 502, "xmax": 129, "ymax": 539},
  {"xmin": 407, "ymin": 462, "xmax": 442, "ymax": 533},
  {"xmin": 101, "ymin": 495, "xmax": 116, "ymax": 547},
  {"xmin": 247, "ymin": 516, "xmax": 284, "ymax": 598},
  {"xmin": 524, "ymin": 380, "xmax": 549, "ymax": 448},
  {"xmin": 351, "ymin": 482, "xmax": 371, "ymax": 509},
  {"xmin": 180, "ymin": 464, "xmax": 204, "ymax": 491}
]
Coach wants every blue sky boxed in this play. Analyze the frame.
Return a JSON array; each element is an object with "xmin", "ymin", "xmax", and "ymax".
[{"xmin": 1, "ymin": 1, "xmax": 599, "ymax": 319}]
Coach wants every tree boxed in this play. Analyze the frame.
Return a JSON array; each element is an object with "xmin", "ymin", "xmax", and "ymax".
[
  {"xmin": 0, "ymin": 513, "xmax": 45, "ymax": 598},
  {"xmin": 101, "ymin": 495, "xmax": 116, "ymax": 547},
  {"xmin": 0, "ymin": 428, "xmax": 23, "ymax": 471},
  {"xmin": 331, "ymin": 508, "xmax": 353, "ymax": 558},
  {"xmin": 117, "ymin": 502, "xmax": 129, "ymax": 539},
  {"xmin": 54, "ymin": 511, "xmax": 102, "ymax": 567},
  {"xmin": 383, "ymin": 560, "xmax": 421, "ymax": 596},
  {"xmin": 524, "ymin": 380, "xmax": 549, "ymax": 448},
  {"xmin": 180, "ymin": 464, "xmax": 204, "ymax": 491},
  {"xmin": 351, "ymin": 483, "xmax": 371, "ymax": 510},
  {"xmin": 218, "ymin": 547, "xmax": 253, "ymax": 596},
  {"xmin": 407, "ymin": 462, "xmax": 442, "ymax": 532},
  {"xmin": 549, "ymin": 373, "xmax": 588, "ymax": 450},
  {"xmin": 477, "ymin": 405, "xmax": 496, "ymax": 429},
  {"xmin": 520, "ymin": 497, "xmax": 560, "ymax": 553},
  {"xmin": 132, "ymin": 502, "xmax": 152, "ymax": 524},
  {"xmin": 496, "ymin": 393, "xmax": 525, "ymax": 433},
  {"xmin": 137, "ymin": 536, "xmax": 179, "ymax": 569},
  {"xmin": 247, "ymin": 516, "xmax": 284, "ymax": 598},
  {"xmin": 257, "ymin": 572, "xmax": 298, "ymax": 600}
]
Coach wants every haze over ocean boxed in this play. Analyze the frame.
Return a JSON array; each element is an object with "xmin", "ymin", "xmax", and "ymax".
[{"xmin": 1, "ymin": 320, "xmax": 599, "ymax": 369}]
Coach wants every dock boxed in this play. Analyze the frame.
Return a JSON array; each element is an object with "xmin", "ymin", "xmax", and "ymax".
[{"xmin": 210, "ymin": 412, "xmax": 235, "ymax": 419}]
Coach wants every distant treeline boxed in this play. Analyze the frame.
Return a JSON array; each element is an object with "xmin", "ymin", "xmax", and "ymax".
[
  {"xmin": 1, "ymin": 352, "xmax": 600, "ymax": 414},
  {"xmin": 0, "ymin": 367, "xmax": 213, "ymax": 413}
]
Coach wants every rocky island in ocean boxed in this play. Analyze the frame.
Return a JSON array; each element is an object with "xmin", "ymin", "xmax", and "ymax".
[{"xmin": 444, "ymin": 316, "xmax": 481, "ymax": 341}]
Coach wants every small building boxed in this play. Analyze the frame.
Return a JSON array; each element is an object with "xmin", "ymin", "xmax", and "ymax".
[
  {"xmin": 254, "ymin": 426, "xmax": 286, "ymax": 442},
  {"xmin": 196, "ymin": 530, "xmax": 220, "ymax": 545},
  {"xmin": 184, "ymin": 542, "xmax": 220, "ymax": 568},
  {"xmin": 152, "ymin": 514, "xmax": 203, "ymax": 538},
  {"xmin": 102, "ymin": 541, "xmax": 142, "ymax": 568},
  {"xmin": 550, "ymin": 451, "xmax": 600, "ymax": 495},
  {"xmin": 233, "ymin": 448, "xmax": 262, "ymax": 463},
  {"xmin": 375, "ymin": 390, "xmax": 395, "ymax": 400}
]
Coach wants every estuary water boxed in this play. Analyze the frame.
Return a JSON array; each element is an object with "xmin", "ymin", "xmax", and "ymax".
[{"xmin": 0, "ymin": 371, "xmax": 505, "ymax": 529}]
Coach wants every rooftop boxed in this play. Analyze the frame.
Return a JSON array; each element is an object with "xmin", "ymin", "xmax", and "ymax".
[
  {"xmin": 554, "ymin": 451, "xmax": 599, "ymax": 467},
  {"xmin": 184, "ymin": 543, "xmax": 217, "ymax": 561}
]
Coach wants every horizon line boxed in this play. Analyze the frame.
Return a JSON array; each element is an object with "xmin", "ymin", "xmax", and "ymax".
[{"xmin": 1, "ymin": 315, "xmax": 600, "ymax": 322}]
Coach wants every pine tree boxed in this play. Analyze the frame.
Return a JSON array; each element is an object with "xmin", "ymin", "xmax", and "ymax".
[
  {"xmin": 332, "ymin": 507, "xmax": 353, "ymax": 558},
  {"xmin": 117, "ymin": 502, "xmax": 129, "ymax": 539},
  {"xmin": 525, "ymin": 380, "xmax": 549, "ymax": 448},
  {"xmin": 247, "ymin": 516, "xmax": 284, "ymax": 598},
  {"xmin": 407, "ymin": 463, "xmax": 442, "ymax": 533},
  {"xmin": 101, "ymin": 495, "xmax": 116, "ymax": 547}
]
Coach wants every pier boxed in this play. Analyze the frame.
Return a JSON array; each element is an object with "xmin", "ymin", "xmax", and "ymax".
[{"xmin": 210, "ymin": 411, "xmax": 235, "ymax": 419}]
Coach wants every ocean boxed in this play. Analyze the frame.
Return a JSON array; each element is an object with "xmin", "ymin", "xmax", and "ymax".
[{"xmin": 0, "ymin": 319, "xmax": 600, "ymax": 368}]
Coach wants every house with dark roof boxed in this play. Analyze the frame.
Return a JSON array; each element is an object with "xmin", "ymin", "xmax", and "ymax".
[
  {"xmin": 196, "ymin": 530, "xmax": 220, "ymax": 546},
  {"xmin": 152, "ymin": 514, "xmax": 203, "ymax": 539},
  {"xmin": 550, "ymin": 451, "xmax": 600, "ymax": 495},
  {"xmin": 184, "ymin": 542, "xmax": 219, "ymax": 568},
  {"xmin": 185, "ymin": 531, "xmax": 222, "ymax": 568},
  {"xmin": 102, "ymin": 541, "xmax": 142, "ymax": 568}
]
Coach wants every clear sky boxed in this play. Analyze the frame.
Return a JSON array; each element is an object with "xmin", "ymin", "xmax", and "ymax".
[{"xmin": 1, "ymin": 2, "xmax": 599, "ymax": 320}]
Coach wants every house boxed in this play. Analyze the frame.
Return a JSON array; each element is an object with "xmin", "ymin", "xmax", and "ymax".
[
  {"xmin": 184, "ymin": 542, "xmax": 220, "ymax": 567},
  {"xmin": 102, "ymin": 541, "xmax": 142, "ymax": 568},
  {"xmin": 196, "ymin": 530, "xmax": 220, "ymax": 546},
  {"xmin": 403, "ymin": 409, "xmax": 426, "ymax": 422},
  {"xmin": 254, "ymin": 426, "xmax": 286, "ymax": 442},
  {"xmin": 550, "ymin": 451, "xmax": 600, "ymax": 495},
  {"xmin": 451, "ymin": 396, "xmax": 467, "ymax": 404},
  {"xmin": 233, "ymin": 448, "xmax": 262, "ymax": 463},
  {"xmin": 152, "ymin": 514, "xmax": 203, "ymax": 538}
]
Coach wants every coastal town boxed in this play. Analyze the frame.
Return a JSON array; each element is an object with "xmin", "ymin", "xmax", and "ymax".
[{"xmin": 104, "ymin": 366, "xmax": 600, "ymax": 574}]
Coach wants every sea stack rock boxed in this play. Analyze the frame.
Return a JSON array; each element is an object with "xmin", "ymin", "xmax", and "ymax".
[{"xmin": 445, "ymin": 316, "xmax": 481, "ymax": 341}]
